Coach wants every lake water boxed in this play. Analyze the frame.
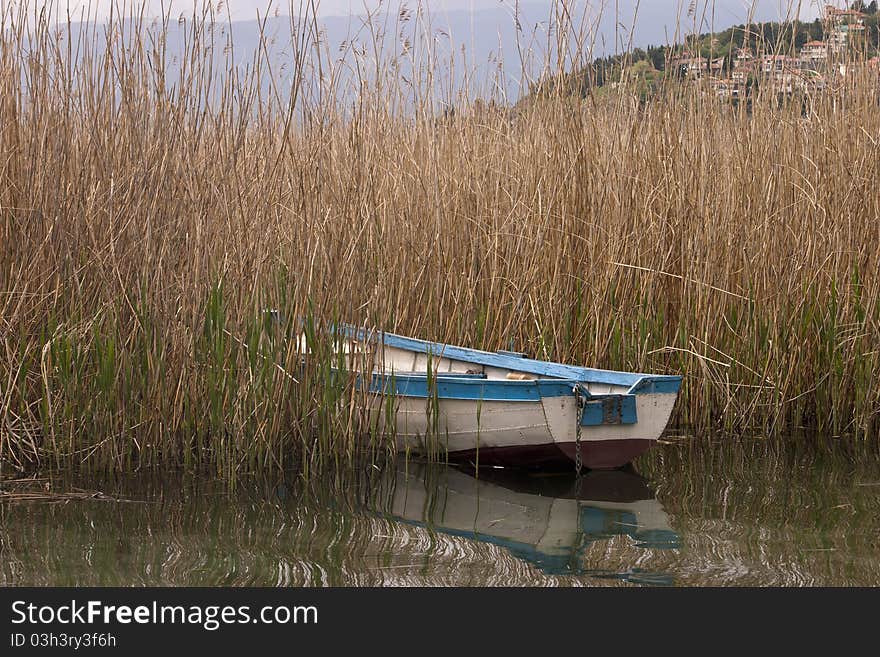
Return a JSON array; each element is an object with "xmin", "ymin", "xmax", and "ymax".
[{"xmin": 2, "ymin": 436, "xmax": 879, "ymax": 586}]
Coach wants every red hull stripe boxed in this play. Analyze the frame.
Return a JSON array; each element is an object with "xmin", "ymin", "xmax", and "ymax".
[{"xmin": 447, "ymin": 439, "xmax": 654, "ymax": 470}]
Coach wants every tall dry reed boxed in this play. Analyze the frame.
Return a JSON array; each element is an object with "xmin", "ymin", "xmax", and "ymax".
[{"xmin": 1, "ymin": 1, "xmax": 878, "ymax": 474}]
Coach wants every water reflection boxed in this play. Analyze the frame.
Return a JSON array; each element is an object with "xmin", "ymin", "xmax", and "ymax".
[
  {"xmin": 2, "ymin": 436, "xmax": 880, "ymax": 585},
  {"xmin": 0, "ymin": 460, "xmax": 678, "ymax": 586},
  {"xmin": 382, "ymin": 464, "xmax": 678, "ymax": 582}
]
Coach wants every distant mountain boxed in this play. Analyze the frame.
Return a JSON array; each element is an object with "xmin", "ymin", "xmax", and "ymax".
[{"xmin": 47, "ymin": 1, "xmax": 826, "ymax": 105}]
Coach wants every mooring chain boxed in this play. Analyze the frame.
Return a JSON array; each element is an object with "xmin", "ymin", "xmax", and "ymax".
[{"xmin": 573, "ymin": 385, "xmax": 585, "ymax": 477}]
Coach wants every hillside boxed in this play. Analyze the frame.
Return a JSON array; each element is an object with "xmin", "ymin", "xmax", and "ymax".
[{"xmin": 534, "ymin": 4, "xmax": 880, "ymax": 98}]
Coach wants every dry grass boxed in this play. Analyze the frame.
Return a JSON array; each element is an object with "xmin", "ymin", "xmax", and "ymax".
[{"xmin": 1, "ymin": 1, "xmax": 879, "ymax": 474}]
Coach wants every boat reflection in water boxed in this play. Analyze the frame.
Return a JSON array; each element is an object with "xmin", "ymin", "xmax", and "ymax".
[{"xmin": 376, "ymin": 461, "xmax": 680, "ymax": 584}]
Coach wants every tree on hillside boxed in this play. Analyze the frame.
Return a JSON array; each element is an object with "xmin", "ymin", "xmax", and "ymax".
[
  {"xmin": 851, "ymin": 0, "xmax": 878, "ymax": 14},
  {"xmin": 649, "ymin": 48, "xmax": 666, "ymax": 71}
]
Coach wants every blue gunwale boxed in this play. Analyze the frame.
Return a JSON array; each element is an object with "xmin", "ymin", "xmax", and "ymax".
[
  {"xmin": 367, "ymin": 373, "xmax": 638, "ymax": 424},
  {"xmin": 343, "ymin": 325, "xmax": 682, "ymax": 396},
  {"xmin": 368, "ymin": 372, "xmax": 576, "ymax": 402}
]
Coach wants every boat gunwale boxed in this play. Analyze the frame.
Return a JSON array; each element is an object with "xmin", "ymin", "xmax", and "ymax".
[{"xmin": 341, "ymin": 325, "xmax": 682, "ymax": 395}]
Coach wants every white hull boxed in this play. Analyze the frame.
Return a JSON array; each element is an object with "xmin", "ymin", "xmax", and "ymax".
[{"xmin": 376, "ymin": 392, "xmax": 677, "ymax": 453}]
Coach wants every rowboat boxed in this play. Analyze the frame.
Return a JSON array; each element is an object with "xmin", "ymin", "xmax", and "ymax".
[
  {"xmin": 323, "ymin": 325, "xmax": 682, "ymax": 470},
  {"xmin": 379, "ymin": 461, "xmax": 678, "ymax": 578}
]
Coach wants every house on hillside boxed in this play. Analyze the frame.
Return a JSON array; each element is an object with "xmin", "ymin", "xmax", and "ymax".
[
  {"xmin": 670, "ymin": 52, "xmax": 708, "ymax": 79},
  {"xmin": 760, "ymin": 54, "xmax": 798, "ymax": 75},
  {"xmin": 731, "ymin": 48, "xmax": 755, "ymax": 83},
  {"xmin": 800, "ymin": 40, "xmax": 829, "ymax": 64},
  {"xmin": 824, "ymin": 4, "xmax": 866, "ymax": 54},
  {"xmin": 793, "ymin": 69, "xmax": 826, "ymax": 92},
  {"xmin": 759, "ymin": 55, "xmax": 806, "ymax": 94},
  {"xmin": 710, "ymin": 77, "xmax": 741, "ymax": 99},
  {"xmin": 710, "ymin": 77, "xmax": 727, "ymax": 98}
]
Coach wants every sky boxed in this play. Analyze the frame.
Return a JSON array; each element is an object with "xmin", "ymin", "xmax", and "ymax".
[{"xmin": 60, "ymin": 1, "xmax": 826, "ymax": 25}]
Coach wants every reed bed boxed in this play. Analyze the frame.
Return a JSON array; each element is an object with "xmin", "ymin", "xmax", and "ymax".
[{"xmin": 1, "ymin": 1, "xmax": 879, "ymax": 475}]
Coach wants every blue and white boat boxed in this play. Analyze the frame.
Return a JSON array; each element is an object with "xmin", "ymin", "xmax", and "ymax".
[{"xmin": 326, "ymin": 326, "xmax": 682, "ymax": 469}]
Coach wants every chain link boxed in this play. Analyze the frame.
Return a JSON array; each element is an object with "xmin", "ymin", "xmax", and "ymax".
[{"xmin": 573, "ymin": 385, "xmax": 584, "ymax": 477}]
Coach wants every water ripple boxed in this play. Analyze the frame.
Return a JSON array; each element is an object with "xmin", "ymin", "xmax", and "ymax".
[{"xmin": 2, "ymin": 436, "xmax": 879, "ymax": 586}]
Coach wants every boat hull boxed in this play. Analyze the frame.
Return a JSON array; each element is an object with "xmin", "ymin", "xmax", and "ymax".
[
  {"xmin": 370, "ymin": 391, "xmax": 677, "ymax": 469},
  {"xmin": 447, "ymin": 439, "xmax": 655, "ymax": 469}
]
